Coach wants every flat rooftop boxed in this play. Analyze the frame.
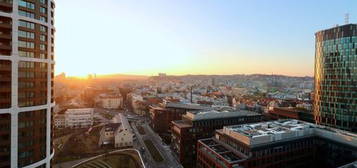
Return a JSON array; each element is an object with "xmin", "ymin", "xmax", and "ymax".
[
  {"xmin": 165, "ymin": 102, "xmax": 209, "ymax": 110},
  {"xmin": 199, "ymin": 138, "xmax": 245, "ymax": 164},
  {"xmin": 185, "ymin": 110, "xmax": 261, "ymax": 121},
  {"xmin": 172, "ymin": 120, "xmax": 192, "ymax": 128},
  {"xmin": 222, "ymin": 119, "xmax": 357, "ymax": 147}
]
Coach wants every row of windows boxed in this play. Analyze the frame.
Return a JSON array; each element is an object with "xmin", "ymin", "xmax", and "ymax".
[
  {"xmin": 19, "ymin": 10, "xmax": 34, "ymax": 19},
  {"xmin": 19, "ymin": 81, "xmax": 35, "ymax": 88},
  {"xmin": 19, "ymin": 61, "xmax": 34, "ymax": 68},
  {"xmin": 18, "ymin": 32, "xmax": 47, "ymax": 42},
  {"xmin": 18, "ymin": 41, "xmax": 47, "ymax": 50},
  {"xmin": 319, "ymin": 36, "xmax": 357, "ymax": 45},
  {"xmin": 19, "ymin": 120, "xmax": 34, "ymax": 128},
  {"xmin": 18, "ymin": 71, "xmax": 34, "ymax": 78},
  {"xmin": 18, "ymin": 10, "xmax": 48, "ymax": 23},
  {"xmin": 19, "ymin": 71, "xmax": 48, "ymax": 78},
  {"xmin": 19, "ymin": 30, "xmax": 35, "ymax": 39},
  {"xmin": 18, "ymin": 20, "xmax": 47, "ymax": 33},
  {"xmin": 19, "ymin": 20, "xmax": 35, "ymax": 29},
  {"xmin": 18, "ymin": 62, "xmax": 48, "ymax": 70},
  {"xmin": 19, "ymin": 0, "xmax": 35, "ymax": 10},
  {"xmin": 19, "ymin": 51, "xmax": 34, "ymax": 58},
  {"xmin": 19, "ymin": 51, "xmax": 47, "ymax": 59},
  {"xmin": 18, "ymin": 92, "xmax": 35, "ymax": 98},
  {"xmin": 19, "ymin": 41, "xmax": 34, "ymax": 49}
]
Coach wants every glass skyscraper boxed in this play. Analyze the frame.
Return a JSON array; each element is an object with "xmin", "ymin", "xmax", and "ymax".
[{"xmin": 314, "ymin": 24, "xmax": 357, "ymax": 132}]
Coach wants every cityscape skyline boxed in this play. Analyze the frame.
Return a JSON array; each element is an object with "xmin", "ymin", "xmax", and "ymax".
[
  {"xmin": 1, "ymin": 1, "xmax": 357, "ymax": 168},
  {"xmin": 56, "ymin": 0, "xmax": 357, "ymax": 77}
]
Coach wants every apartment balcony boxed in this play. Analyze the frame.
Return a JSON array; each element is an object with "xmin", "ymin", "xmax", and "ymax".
[
  {"xmin": 0, "ymin": 98, "xmax": 10, "ymax": 107},
  {"xmin": 0, "ymin": 66, "xmax": 11, "ymax": 71},
  {"xmin": 0, "ymin": 42, "xmax": 11, "ymax": 50},
  {"xmin": 0, "ymin": 22, "xmax": 11, "ymax": 29},
  {"xmin": 0, "ymin": 161, "xmax": 10, "ymax": 168},
  {"xmin": 0, "ymin": 75, "xmax": 10, "ymax": 81},
  {"xmin": 0, "ymin": 0, "xmax": 12, "ymax": 13},
  {"xmin": 0, "ymin": 33, "xmax": 11, "ymax": 40},
  {"xmin": 0, "ymin": 87, "xmax": 11, "ymax": 92}
]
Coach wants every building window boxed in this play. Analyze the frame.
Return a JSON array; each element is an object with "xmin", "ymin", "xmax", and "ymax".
[
  {"xmin": 40, "ymin": 35, "xmax": 46, "ymax": 42},
  {"xmin": 39, "ymin": 53, "xmax": 46, "ymax": 59},
  {"xmin": 40, "ymin": 7, "xmax": 46, "ymax": 14},
  {"xmin": 19, "ymin": 51, "xmax": 34, "ymax": 58},
  {"xmin": 40, "ymin": 0, "xmax": 47, "ymax": 5},
  {"xmin": 18, "ymin": 41, "xmax": 34, "ymax": 49},
  {"xmin": 19, "ymin": 61, "xmax": 34, "ymax": 68},
  {"xmin": 19, "ymin": 0, "xmax": 35, "ymax": 10},
  {"xmin": 19, "ymin": 20, "xmax": 35, "ymax": 29},
  {"xmin": 18, "ymin": 30, "xmax": 35, "ymax": 39},
  {"xmin": 40, "ymin": 16, "xmax": 47, "ymax": 22},
  {"xmin": 18, "ymin": 10, "xmax": 35, "ymax": 19},
  {"xmin": 40, "ymin": 44, "xmax": 46, "ymax": 50},
  {"xmin": 40, "ymin": 25, "xmax": 47, "ymax": 32}
]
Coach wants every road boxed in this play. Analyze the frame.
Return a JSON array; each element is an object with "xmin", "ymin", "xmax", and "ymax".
[
  {"xmin": 142, "ymin": 123, "xmax": 181, "ymax": 168},
  {"xmin": 131, "ymin": 119, "xmax": 182, "ymax": 168}
]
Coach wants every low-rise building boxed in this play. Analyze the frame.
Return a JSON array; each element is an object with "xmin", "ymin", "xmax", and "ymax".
[
  {"xmin": 150, "ymin": 102, "xmax": 208, "ymax": 134},
  {"xmin": 65, "ymin": 108, "xmax": 94, "ymax": 128},
  {"xmin": 197, "ymin": 119, "xmax": 357, "ymax": 168},
  {"xmin": 54, "ymin": 114, "xmax": 65, "ymax": 129},
  {"xmin": 114, "ymin": 113, "xmax": 134, "ymax": 148},
  {"xmin": 171, "ymin": 109, "xmax": 263, "ymax": 168},
  {"xmin": 128, "ymin": 94, "xmax": 146, "ymax": 115},
  {"xmin": 98, "ymin": 123, "xmax": 121, "ymax": 146},
  {"xmin": 99, "ymin": 114, "xmax": 134, "ymax": 148},
  {"xmin": 96, "ymin": 94, "xmax": 123, "ymax": 109},
  {"xmin": 267, "ymin": 107, "xmax": 314, "ymax": 123}
]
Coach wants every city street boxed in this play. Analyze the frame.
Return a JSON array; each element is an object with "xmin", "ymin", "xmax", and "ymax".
[{"xmin": 130, "ymin": 117, "xmax": 182, "ymax": 168}]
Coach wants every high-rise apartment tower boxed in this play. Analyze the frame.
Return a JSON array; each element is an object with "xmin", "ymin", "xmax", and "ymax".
[{"xmin": 0, "ymin": 0, "xmax": 55, "ymax": 167}]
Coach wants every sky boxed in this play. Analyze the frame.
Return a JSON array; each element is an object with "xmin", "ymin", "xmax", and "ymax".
[{"xmin": 55, "ymin": 0, "xmax": 357, "ymax": 77}]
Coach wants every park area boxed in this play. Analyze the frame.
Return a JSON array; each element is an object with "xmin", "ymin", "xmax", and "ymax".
[{"xmin": 53, "ymin": 126, "xmax": 109, "ymax": 164}]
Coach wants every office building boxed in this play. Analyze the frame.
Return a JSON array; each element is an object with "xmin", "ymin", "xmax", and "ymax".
[
  {"xmin": 171, "ymin": 109, "xmax": 262, "ymax": 168},
  {"xmin": 64, "ymin": 108, "xmax": 94, "ymax": 128},
  {"xmin": 149, "ymin": 102, "xmax": 208, "ymax": 134},
  {"xmin": 0, "ymin": 0, "xmax": 55, "ymax": 167},
  {"xmin": 268, "ymin": 107, "xmax": 314, "ymax": 123},
  {"xmin": 314, "ymin": 24, "xmax": 357, "ymax": 131},
  {"xmin": 197, "ymin": 119, "xmax": 357, "ymax": 168}
]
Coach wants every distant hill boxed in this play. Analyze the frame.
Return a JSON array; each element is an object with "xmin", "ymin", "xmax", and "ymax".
[
  {"xmin": 54, "ymin": 73, "xmax": 148, "ymax": 81},
  {"xmin": 94, "ymin": 74, "xmax": 148, "ymax": 80}
]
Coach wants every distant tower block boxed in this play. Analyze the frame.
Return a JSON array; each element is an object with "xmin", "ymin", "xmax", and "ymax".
[{"xmin": 345, "ymin": 13, "xmax": 349, "ymax": 24}]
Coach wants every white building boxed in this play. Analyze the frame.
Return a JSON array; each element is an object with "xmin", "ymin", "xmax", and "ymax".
[
  {"xmin": 129, "ymin": 94, "xmax": 146, "ymax": 115},
  {"xmin": 98, "ymin": 113, "xmax": 134, "ymax": 148},
  {"xmin": 96, "ymin": 94, "xmax": 123, "ymax": 109},
  {"xmin": 114, "ymin": 113, "xmax": 134, "ymax": 148},
  {"xmin": 65, "ymin": 108, "xmax": 94, "ymax": 128},
  {"xmin": 54, "ymin": 114, "xmax": 65, "ymax": 129},
  {"xmin": 98, "ymin": 123, "xmax": 121, "ymax": 146}
]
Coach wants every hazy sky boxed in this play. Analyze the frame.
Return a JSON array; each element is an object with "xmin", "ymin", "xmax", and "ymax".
[{"xmin": 56, "ymin": 0, "xmax": 357, "ymax": 77}]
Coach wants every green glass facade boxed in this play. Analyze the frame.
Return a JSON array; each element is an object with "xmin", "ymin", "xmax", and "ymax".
[{"xmin": 314, "ymin": 24, "xmax": 357, "ymax": 132}]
